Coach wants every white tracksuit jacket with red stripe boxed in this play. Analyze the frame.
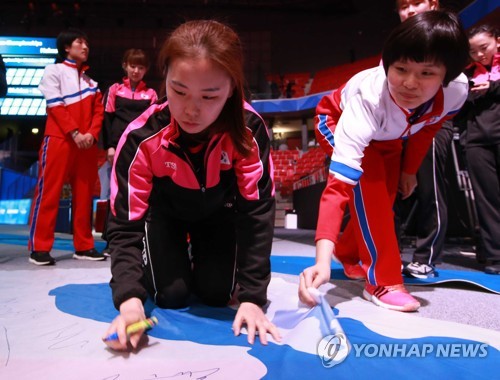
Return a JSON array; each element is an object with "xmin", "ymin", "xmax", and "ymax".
[
  {"xmin": 29, "ymin": 59, "xmax": 103, "ymax": 252},
  {"xmin": 314, "ymin": 66, "xmax": 467, "ymax": 285}
]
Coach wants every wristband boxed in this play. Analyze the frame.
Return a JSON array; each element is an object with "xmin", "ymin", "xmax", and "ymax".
[{"xmin": 71, "ymin": 130, "xmax": 79, "ymax": 138}]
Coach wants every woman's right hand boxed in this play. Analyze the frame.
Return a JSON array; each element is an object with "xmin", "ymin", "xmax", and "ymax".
[
  {"xmin": 107, "ymin": 147, "xmax": 116, "ymax": 164},
  {"xmin": 298, "ymin": 263, "xmax": 332, "ymax": 307},
  {"xmin": 102, "ymin": 297, "xmax": 145, "ymax": 351},
  {"xmin": 298, "ymin": 238, "xmax": 334, "ymax": 307}
]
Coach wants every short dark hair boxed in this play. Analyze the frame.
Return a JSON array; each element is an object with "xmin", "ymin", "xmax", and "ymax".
[
  {"xmin": 56, "ymin": 28, "xmax": 88, "ymax": 59},
  {"xmin": 467, "ymin": 24, "xmax": 499, "ymax": 40},
  {"xmin": 382, "ymin": 10, "xmax": 469, "ymax": 86}
]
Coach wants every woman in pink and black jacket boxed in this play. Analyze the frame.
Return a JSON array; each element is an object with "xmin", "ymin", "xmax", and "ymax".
[
  {"xmin": 99, "ymin": 49, "xmax": 157, "ymax": 200},
  {"xmin": 98, "ymin": 49, "xmax": 157, "ymax": 254},
  {"xmin": 103, "ymin": 20, "xmax": 279, "ymax": 351}
]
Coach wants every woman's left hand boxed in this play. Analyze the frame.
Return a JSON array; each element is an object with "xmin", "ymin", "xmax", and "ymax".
[
  {"xmin": 233, "ymin": 302, "xmax": 281, "ymax": 345},
  {"xmin": 399, "ymin": 171, "xmax": 417, "ymax": 200}
]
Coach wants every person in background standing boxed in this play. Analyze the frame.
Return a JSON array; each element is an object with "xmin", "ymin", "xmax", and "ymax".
[
  {"xmin": 99, "ymin": 48, "xmax": 157, "ymax": 256},
  {"xmin": 28, "ymin": 28, "xmax": 106, "ymax": 265},
  {"xmin": 457, "ymin": 24, "xmax": 500, "ymax": 274},
  {"xmin": 395, "ymin": 0, "xmax": 454, "ymax": 280}
]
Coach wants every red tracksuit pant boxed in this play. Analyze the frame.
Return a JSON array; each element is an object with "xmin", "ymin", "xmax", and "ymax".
[
  {"xmin": 29, "ymin": 136, "xmax": 97, "ymax": 252},
  {"xmin": 335, "ymin": 140, "xmax": 404, "ymax": 286}
]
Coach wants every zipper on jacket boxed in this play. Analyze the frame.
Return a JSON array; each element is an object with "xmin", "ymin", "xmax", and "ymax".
[
  {"xmin": 164, "ymin": 131, "xmax": 221, "ymax": 200},
  {"xmin": 164, "ymin": 144, "xmax": 207, "ymax": 194}
]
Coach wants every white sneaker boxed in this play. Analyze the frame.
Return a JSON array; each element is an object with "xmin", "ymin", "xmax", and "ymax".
[{"xmin": 403, "ymin": 262, "xmax": 436, "ymax": 279}]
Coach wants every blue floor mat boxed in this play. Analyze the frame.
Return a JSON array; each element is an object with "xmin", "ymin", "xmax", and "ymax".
[
  {"xmin": 47, "ymin": 280, "xmax": 498, "ymax": 379},
  {"xmin": 3, "ymin": 232, "xmax": 497, "ymax": 294},
  {"xmin": 271, "ymin": 256, "xmax": 500, "ymax": 294}
]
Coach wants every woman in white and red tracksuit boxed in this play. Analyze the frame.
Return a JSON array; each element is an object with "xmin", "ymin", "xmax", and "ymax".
[
  {"xmin": 103, "ymin": 20, "xmax": 279, "ymax": 351},
  {"xmin": 298, "ymin": 11, "xmax": 469, "ymax": 312},
  {"xmin": 28, "ymin": 28, "xmax": 104, "ymax": 265}
]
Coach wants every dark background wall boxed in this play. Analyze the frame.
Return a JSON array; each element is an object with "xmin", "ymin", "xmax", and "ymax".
[
  {"xmin": 0, "ymin": 0, "xmax": 479, "ymax": 170},
  {"xmin": 0, "ymin": 0, "xmax": 474, "ymax": 95}
]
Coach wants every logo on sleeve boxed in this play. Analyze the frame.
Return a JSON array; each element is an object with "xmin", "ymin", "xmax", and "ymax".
[
  {"xmin": 220, "ymin": 151, "xmax": 230, "ymax": 165},
  {"xmin": 164, "ymin": 162, "xmax": 177, "ymax": 170}
]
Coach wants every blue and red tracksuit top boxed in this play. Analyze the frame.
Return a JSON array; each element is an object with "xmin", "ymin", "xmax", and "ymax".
[
  {"xmin": 107, "ymin": 100, "xmax": 276, "ymax": 308},
  {"xmin": 39, "ymin": 59, "xmax": 103, "ymax": 140},
  {"xmin": 102, "ymin": 77, "xmax": 158, "ymax": 149}
]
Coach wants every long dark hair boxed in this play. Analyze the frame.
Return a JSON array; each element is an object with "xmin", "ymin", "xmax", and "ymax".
[{"xmin": 158, "ymin": 20, "xmax": 252, "ymax": 156}]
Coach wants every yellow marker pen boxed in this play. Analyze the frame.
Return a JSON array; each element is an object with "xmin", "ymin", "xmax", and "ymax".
[{"xmin": 103, "ymin": 316, "xmax": 158, "ymax": 341}]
